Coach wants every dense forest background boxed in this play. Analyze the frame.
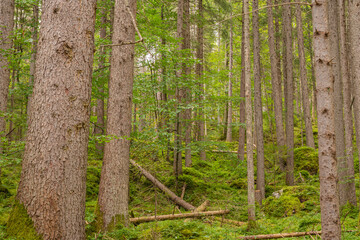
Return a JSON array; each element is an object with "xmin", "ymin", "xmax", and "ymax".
[{"xmin": 1, "ymin": 0, "xmax": 360, "ymax": 239}]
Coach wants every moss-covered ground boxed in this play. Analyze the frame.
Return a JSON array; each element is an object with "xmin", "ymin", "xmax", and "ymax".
[{"xmin": 1, "ymin": 127, "xmax": 360, "ymax": 239}]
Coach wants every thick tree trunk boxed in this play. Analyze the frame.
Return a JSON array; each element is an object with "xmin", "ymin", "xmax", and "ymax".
[
  {"xmin": 313, "ymin": 0, "xmax": 341, "ymax": 238},
  {"xmin": 295, "ymin": 5, "xmax": 315, "ymax": 149},
  {"xmin": 7, "ymin": 1, "xmax": 97, "ymax": 239},
  {"xmin": 266, "ymin": 0, "xmax": 285, "ymax": 169},
  {"xmin": 253, "ymin": 0, "xmax": 265, "ymax": 201},
  {"xmin": 196, "ymin": 0, "xmax": 206, "ymax": 161},
  {"xmin": 283, "ymin": 0, "xmax": 294, "ymax": 186},
  {"xmin": 339, "ymin": 0, "xmax": 356, "ymax": 206},
  {"xmin": 238, "ymin": 8, "xmax": 246, "ymax": 161},
  {"xmin": 328, "ymin": 0, "xmax": 347, "ymax": 206},
  {"xmin": 94, "ymin": 3, "xmax": 107, "ymax": 155},
  {"xmin": 0, "ymin": 0, "xmax": 14, "ymax": 152},
  {"xmin": 244, "ymin": 0, "xmax": 255, "ymax": 224},
  {"xmin": 97, "ymin": 0, "xmax": 136, "ymax": 230}
]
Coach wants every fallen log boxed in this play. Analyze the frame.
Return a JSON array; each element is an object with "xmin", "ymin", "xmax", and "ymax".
[
  {"xmin": 238, "ymin": 231, "xmax": 321, "ymax": 239},
  {"xmin": 239, "ymin": 230, "xmax": 357, "ymax": 239},
  {"xmin": 214, "ymin": 217, "xmax": 246, "ymax": 226},
  {"xmin": 130, "ymin": 159, "xmax": 195, "ymax": 210},
  {"xmin": 184, "ymin": 200, "xmax": 209, "ymax": 222},
  {"xmin": 130, "ymin": 210, "xmax": 230, "ymax": 224}
]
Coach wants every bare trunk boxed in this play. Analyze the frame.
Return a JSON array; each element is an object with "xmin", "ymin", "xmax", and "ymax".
[
  {"xmin": 0, "ymin": 0, "xmax": 14, "ymax": 152},
  {"xmin": 238, "ymin": 7, "xmax": 246, "ymax": 161},
  {"xmin": 339, "ymin": 0, "xmax": 356, "ymax": 206},
  {"xmin": 196, "ymin": 0, "xmax": 206, "ymax": 161},
  {"xmin": 313, "ymin": 0, "xmax": 341, "ymax": 238},
  {"xmin": 253, "ymin": 0, "xmax": 265, "ymax": 201},
  {"xmin": 244, "ymin": 0, "xmax": 255, "ymax": 224},
  {"xmin": 97, "ymin": 0, "xmax": 136, "ymax": 230},
  {"xmin": 328, "ymin": 0, "xmax": 347, "ymax": 206},
  {"xmin": 7, "ymin": 1, "xmax": 97, "ymax": 238},
  {"xmin": 283, "ymin": 0, "xmax": 294, "ymax": 186},
  {"xmin": 226, "ymin": 15, "xmax": 233, "ymax": 142},
  {"xmin": 266, "ymin": 0, "xmax": 285, "ymax": 169},
  {"xmin": 295, "ymin": 5, "xmax": 315, "ymax": 149}
]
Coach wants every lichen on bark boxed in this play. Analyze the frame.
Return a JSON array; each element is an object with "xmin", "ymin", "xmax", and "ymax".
[{"xmin": 6, "ymin": 200, "xmax": 42, "ymax": 240}]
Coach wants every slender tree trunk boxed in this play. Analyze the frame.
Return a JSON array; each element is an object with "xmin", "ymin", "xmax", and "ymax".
[
  {"xmin": 253, "ymin": 0, "xmax": 265, "ymax": 201},
  {"xmin": 339, "ymin": 0, "xmax": 356, "ymax": 206},
  {"xmin": 97, "ymin": 0, "xmax": 136, "ymax": 230},
  {"xmin": 196, "ymin": 0, "xmax": 206, "ymax": 161},
  {"xmin": 0, "ymin": 0, "xmax": 14, "ymax": 152},
  {"xmin": 94, "ymin": 3, "xmax": 108, "ymax": 155},
  {"xmin": 328, "ymin": 0, "xmax": 347, "ymax": 206},
  {"xmin": 7, "ymin": 1, "xmax": 97, "ymax": 238},
  {"xmin": 283, "ymin": 0, "xmax": 294, "ymax": 186},
  {"xmin": 183, "ymin": 0, "xmax": 192, "ymax": 167},
  {"xmin": 295, "ymin": 5, "xmax": 315, "ymax": 148},
  {"xmin": 244, "ymin": 0, "xmax": 255, "ymax": 225},
  {"xmin": 266, "ymin": 0, "xmax": 285, "ymax": 169},
  {"xmin": 313, "ymin": 0, "xmax": 341, "ymax": 238},
  {"xmin": 238, "ymin": 7, "xmax": 246, "ymax": 161},
  {"xmin": 226, "ymin": 14, "xmax": 233, "ymax": 142}
]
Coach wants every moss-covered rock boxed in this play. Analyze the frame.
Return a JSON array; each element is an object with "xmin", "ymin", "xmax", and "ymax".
[
  {"xmin": 294, "ymin": 147, "xmax": 318, "ymax": 174},
  {"xmin": 6, "ymin": 200, "xmax": 42, "ymax": 240},
  {"xmin": 263, "ymin": 195, "xmax": 303, "ymax": 217}
]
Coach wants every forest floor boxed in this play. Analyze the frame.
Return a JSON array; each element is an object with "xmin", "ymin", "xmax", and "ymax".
[{"xmin": 1, "ymin": 129, "xmax": 360, "ymax": 239}]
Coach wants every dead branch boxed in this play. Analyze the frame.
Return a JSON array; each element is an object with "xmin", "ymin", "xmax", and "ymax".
[
  {"xmin": 130, "ymin": 210, "xmax": 230, "ymax": 224},
  {"xmin": 130, "ymin": 159, "xmax": 196, "ymax": 210}
]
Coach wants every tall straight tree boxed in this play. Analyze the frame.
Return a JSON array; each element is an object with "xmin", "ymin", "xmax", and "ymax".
[
  {"xmin": 295, "ymin": 4, "xmax": 315, "ymax": 149},
  {"xmin": 266, "ymin": 0, "xmax": 285, "ymax": 169},
  {"xmin": 196, "ymin": 0, "xmax": 206, "ymax": 161},
  {"xmin": 253, "ymin": 0, "xmax": 265, "ymax": 201},
  {"xmin": 0, "ymin": 0, "xmax": 14, "ymax": 151},
  {"xmin": 226, "ymin": 9, "xmax": 233, "ymax": 142},
  {"xmin": 7, "ymin": 0, "xmax": 97, "ymax": 238},
  {"xmin": 244, "ymin": 0, "xmax": 255, "ymax": 225},
  {"xmin": 283, "ymin": 0, "xmax": 294, "ymax": 186},
  {"xmin": 97, "ymin": 0, "xmax": 136, "ymax": 230},
  {"xmin": 339, "ymin": 0, "xmax": 356, "ymax": 205},
  {"xmin": 313, "ymin": 0, "xmax": 341, "ymax": 238},
  {"xmin": 328, "ymin": 0, "xmax": 348, "ymax": 206}
]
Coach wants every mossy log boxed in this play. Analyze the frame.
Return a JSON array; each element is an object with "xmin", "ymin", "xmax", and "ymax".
[
  {"xmin": 130, "ymin": 210, "xmax": 230, "ymax": 224},
  {"xmin": 239, "ymin": 231, "xmax": 322, "ymax": 239},
  {"xmin": 130, "ymin": 159, "xmax": 195, "ymax": 210}
]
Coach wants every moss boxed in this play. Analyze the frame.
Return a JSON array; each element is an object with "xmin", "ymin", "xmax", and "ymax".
[
  {"xmin": 93, "ymin": 201, "xmax": 127, "ymax": 233},
  {"xmin": 93, "ymin": 201, "xmax": 104, "ymax": 233},
  {"xmin": 6, "ymin": 200, "xmax": 42, "ymax": 240},
  {"xmin": 0, "ymin": 185, "xmax": 11, "ymax": 199},
  {"xmin": 294, "ymin": 147, "xmax": 318, "ymax": 174},
  {"xmin": 263, "ymin": 195, "xmax": 303, "ymax": 217}
]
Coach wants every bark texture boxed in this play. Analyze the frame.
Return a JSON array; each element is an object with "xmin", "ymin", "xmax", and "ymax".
[
  {"xmin": 295, "ymin": 5, "xmax": 315, "ymax": 149},
  {"xmin": 226, "ymin": 15, "xmax": 233, "ymax": 142},
  {"xmin": 7, "ymin": 1, "xmax": 97, "ymax": 239},
  {"xmin": 283, "ymin": 0, "xmax": 294, "ymax": 186},
  {"xmin": 244, "ymin": 0, "xmax": 255, "ymax": 224},
  {"xmin": 253, "ymin": 0, "xmax": 265, "ymax": 201},
  {"xmin": 312, "ymin": 0, "xmax": 341, "ymax": 238},
  {"xmin": 0, "ymin": 0, "xmax": 14, "ymax": 149},
  {"xmin": 97, "ymin": 0, "xmax": 136, "ymax": 230}
]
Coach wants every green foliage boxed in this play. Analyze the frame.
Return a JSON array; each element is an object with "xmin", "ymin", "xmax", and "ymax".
[
  {"xmin": 263, "ymin": 195, "xmax": 303, "ymax": 217},
  {"xmin": 294, "ymin": 147, "xmax": 318, "ymax": 174}
]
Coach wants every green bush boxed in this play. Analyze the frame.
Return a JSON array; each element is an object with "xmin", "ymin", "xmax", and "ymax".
[{"xmin": 294, "ymin": 147, "xmax": 318, "ymax": 174}]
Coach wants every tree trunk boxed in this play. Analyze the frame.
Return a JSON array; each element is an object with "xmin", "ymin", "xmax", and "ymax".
[
  {"xmin": 328, "ymin": 0, "xmax": 348, "ymax": 206},
  {"xmin": 313, "ymin": 0, "xmax": 341, "ymax": 238},
  {"xmin": 283, "ymin": 0, "xmax": 294, "ymax": 186},
  {"xmin": 196, "ymin": 0, "xmax": 206, "ymax": 161},
  {"xmin": 244, "ymin": 0, "xmax": 255, "ymax": 225},
  {"xmin": 238, "ymin": 6, "xmax": 246, "ymax": 161},
  {"xmin": 94, "ymin": 2, "xmax": 108, "ymax": 155},
  {"xmin": 0, "ymin": 0, "xmax": 14, "ymax": 152},
  {"xmin": 295, "ymin": 5, "xmax": 315, "ymax": 149},
  {"xmin": 97, "ymin": 0, "xmax": 136, "ymax": 230},
  {"xmin": 253, "ymin": 0, "xmax": 265, "ymax": 201},
  {"xmin": 266, "ymin": 0, "xmax": 285, "ymax": 169},
  {"xmin": 226, "ymin": 14, "xmax": 233, "ymax": 142},
  {"xmin": 7, "ymin": 1, "xmax": 97, "ymax": 238},
  {"xmin": 339, "ymin": 0, "xmax": 356, "ymax": 206}
]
